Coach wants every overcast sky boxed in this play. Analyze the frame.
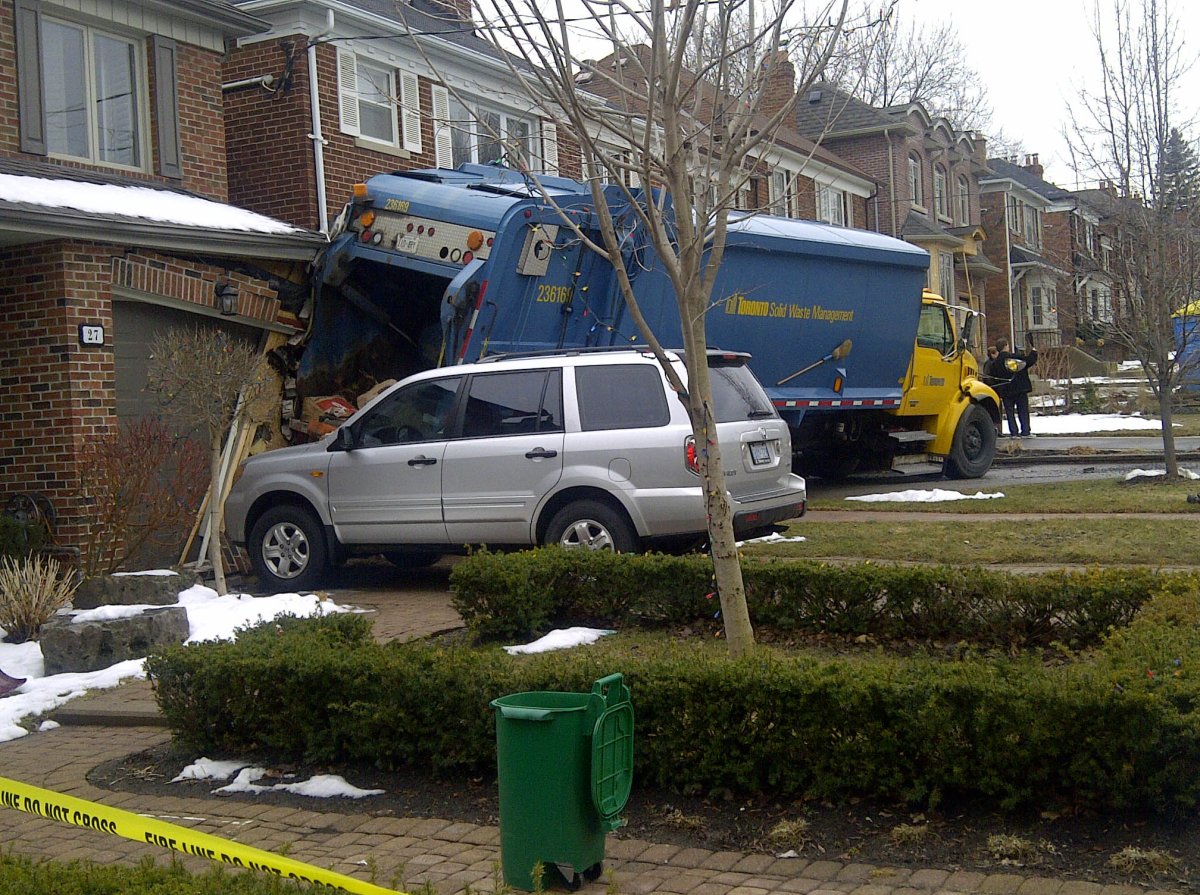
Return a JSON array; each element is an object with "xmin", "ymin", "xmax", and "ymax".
[{"xmin": 903, "ymin": 0, "xmax": 1200, "ymax": 189}]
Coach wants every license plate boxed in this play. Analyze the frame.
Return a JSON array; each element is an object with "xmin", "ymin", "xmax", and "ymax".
[
  {"xmin": 749, "ymin": 441, "xmax": 771, "ymax": 465},
  {"xmin": 396, "ymin": 234, "xmax": 419, "ymax": 253}
]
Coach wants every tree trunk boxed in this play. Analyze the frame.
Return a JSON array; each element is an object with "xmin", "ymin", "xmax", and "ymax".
[
  {"xmin": 1159, "ymin": 390, "xmax": 1179, "ymax": 478},
  {"xmin": 208, "ymin": 431, "xmax": 227, "ymax": 596},
  {"xmin": 684, "ymin": 346, "xmax": 754, "ymax": 657}
]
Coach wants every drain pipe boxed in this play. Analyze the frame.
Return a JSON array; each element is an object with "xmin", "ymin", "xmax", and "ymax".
[{"xmin": 308, "ymin": 9, "xmax": 335, "ymax": 234}]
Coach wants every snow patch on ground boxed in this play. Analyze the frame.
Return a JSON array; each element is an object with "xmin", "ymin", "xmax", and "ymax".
[
  {"xmin": 1028, "ymin": 413, "xmax": 1162, "ymax": 433},
  {"xmin": 0, "ymin": 580, "xmax": 353, "ymax": 743},
  {"xmin": 737, "ymin": 532, "xmax": 807, "ymax": 546},
  {"xmin": 1125, "ymin": 468, "xmax": 1200, "ymax": 481},
  {"xmin": 504, "ymin": 627, "xmax": 614, "ymax": 655},
  {"xmin": 171, "ymin": 758, "xmax": 249, "ymax": 783},
  {"xmin": 209, "ymin": 766, "xmax": 382, "ymax": 798},
  {"xmin": 847, "ymin": 489, "xmax": 1006, "ymax": 503}
]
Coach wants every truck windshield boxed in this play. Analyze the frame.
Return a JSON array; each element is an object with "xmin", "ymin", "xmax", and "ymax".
[{"xmin": 709, "ymin": 363, "xmax": 777, "ymax": 423}]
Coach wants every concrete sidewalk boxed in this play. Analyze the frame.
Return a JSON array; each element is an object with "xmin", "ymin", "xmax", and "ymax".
[{"xmin": 0, "ymin": 584, "xmax": 1181, "ymax": 895}]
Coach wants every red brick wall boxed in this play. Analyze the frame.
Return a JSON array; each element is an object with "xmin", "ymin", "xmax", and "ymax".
[
  {"xmin": 0, "ymin": 2, "xmax": 229, "ymax": 200},
  {"xmin": 225, "ymin": 38, "xmax": 585, "ymax": 229},
  {"xmin": 0, "ymin": 242, "xmax": 119, "ymax": 545}
]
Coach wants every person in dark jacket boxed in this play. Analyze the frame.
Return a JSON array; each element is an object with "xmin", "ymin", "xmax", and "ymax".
[
  {"xmin": 981, "ymin": 346, "xmax": 1016, "ymax": 436},
  {"xmin": 995, "ymin": 337, "xmax": 1038, "ymax": 437}
]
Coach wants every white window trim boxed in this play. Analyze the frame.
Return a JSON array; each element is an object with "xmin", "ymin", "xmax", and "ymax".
[
  {"xmin": 440, "ymin": 90, "xmax": 538, "ymax": 170},
  {"xmin": 43, "ymin": 15, "xmax": 149, "ymax": 172},
  {"xmin": 337, "ymin": 49, "xmax": 421, "ymax": 153},
  {"xmin": 541, "ymin": 120, "xmax": 559, "ymax": 175}
]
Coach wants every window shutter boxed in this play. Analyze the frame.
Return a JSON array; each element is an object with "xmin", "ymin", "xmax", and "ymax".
[
  {"xmin": 15, "ymin": 0, "xmax": 46, "ymax": 155},
  {"xmin": 337, "ymin": 49, "xmax": 360, "ymax": 135},
  {"xmin": 400, "ymin": 71, "xmax": 421, "ymax": 152},
  {"xmin": 541, "ymin": 120, "xmax": 558, "ymax": 174},
  {"xmin": 153, "ymin": 36, "xmax": 182, "ymax": 179},
  {"xmin": 431, "ymin": 84, "xmax": 453, "ymax": 168}
]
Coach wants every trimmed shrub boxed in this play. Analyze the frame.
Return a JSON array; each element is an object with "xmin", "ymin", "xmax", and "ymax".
[
  {"xmin": 451, "ymin": 549, "xmax": 1167, "ymax": 648},
  {"xmin": 149, "ymin": 585, "xmax": 1200, "ymax": 813}
]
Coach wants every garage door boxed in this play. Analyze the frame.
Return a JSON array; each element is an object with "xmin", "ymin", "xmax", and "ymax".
[{"xmin": 113, "ymin": 299, "xmax": 262, "ymax": 423}]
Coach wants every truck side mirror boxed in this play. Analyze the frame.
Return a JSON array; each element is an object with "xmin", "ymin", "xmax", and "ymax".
[{"xmin": 329, "ymin": 425, "xmax": 355, "ymax": 452}]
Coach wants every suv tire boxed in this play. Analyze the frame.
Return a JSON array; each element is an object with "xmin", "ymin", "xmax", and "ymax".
[
  {"xmin": 545, "ymin": 500, "xmax": 638, "ymax": 552},
  {"xmin": 249, "ymin": 504, "xmax": 328, "ymax": 592}
]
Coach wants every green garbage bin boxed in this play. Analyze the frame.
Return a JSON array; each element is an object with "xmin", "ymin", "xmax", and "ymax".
[{"xmin": 491, "ymin": 673, "xmax": 633, "ymax": 891}]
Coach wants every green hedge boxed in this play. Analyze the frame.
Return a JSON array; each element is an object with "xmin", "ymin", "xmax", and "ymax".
[
  {"xmin": 450, "ymin": 549, "xmax": 1172, "ymax": 648},
  {"xmin": 148, "ymin": 588, "xmax": 1200, "ymax": 813}
]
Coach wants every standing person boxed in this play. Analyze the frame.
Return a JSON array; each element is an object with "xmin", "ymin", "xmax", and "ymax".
[
  {"xmin": 995, "ymin": 337, "xmax": 1038, "ymax": 437},
  {"xmin": 981, "ymin": 346, "xmax": 1015, "ymax": 436}
]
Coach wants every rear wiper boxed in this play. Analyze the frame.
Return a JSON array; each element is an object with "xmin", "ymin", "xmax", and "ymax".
[{"xmin": 747, "ymin": 409, "xmax": 775, "ymax": 419}]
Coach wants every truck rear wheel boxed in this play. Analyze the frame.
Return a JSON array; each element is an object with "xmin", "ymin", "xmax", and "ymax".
[{"xmin": 944, "ymin": 404, "xmax": 996, "ymax": 479}]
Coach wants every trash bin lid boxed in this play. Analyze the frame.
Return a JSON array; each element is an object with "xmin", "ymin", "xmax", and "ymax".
[{"xmin": 590, "ymin": 701, "xmax": 633, "ymax": 820}]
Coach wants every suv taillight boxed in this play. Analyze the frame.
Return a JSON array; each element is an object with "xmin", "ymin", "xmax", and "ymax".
[{"xmin": 684, "ymin": 435, "xmax": 700, "ymax": 475}]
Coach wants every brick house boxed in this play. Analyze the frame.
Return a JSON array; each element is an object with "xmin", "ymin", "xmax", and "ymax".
[
  {"xmin": 978, "ymin": 155, "xmax": 1081, "ymax": 350},
  {"xmin": 223, "ymin": 0, "xmax": 579, "ymax": 232},
  {"xmin": 789, "ymin": 82, "xmax": 999, "ymax": 340},
  {"xmin": 0, "ymin": 0, "xmax": 325, "ymax": 556}
]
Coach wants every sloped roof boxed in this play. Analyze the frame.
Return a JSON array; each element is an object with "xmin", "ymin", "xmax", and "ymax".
[
  {"xmin": 0, "ymin": 158, "xmax": 325, "ymax": 260},
  {"xmin": 578, "ymin": 49, "xmax": 872, "ymax": 185},
  {"xmin": 901, "ymin": 209, "xmax": 963, "ymax": 246},
  {"xmin": 791, "ymin": 81, "xmax": 915, "ymax": 140},
  {"xmin": 982, "ymin": 157, "xmax": 1073, "ymax": 202}
]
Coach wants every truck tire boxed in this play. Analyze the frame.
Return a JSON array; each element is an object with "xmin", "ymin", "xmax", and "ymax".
[
  {"xmin": 545, "ymin": 500, "xmax": 639, "ymax": 553},
  {"xmin": 249, "ymin": 504, "xmax": 328, "ymax": 593},
  {"xmin": 944, "ymin": 404, "xmax": 996, "ymax": 479}
]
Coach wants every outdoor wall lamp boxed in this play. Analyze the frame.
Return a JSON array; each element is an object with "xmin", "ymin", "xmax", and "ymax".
[{"xmin": 215, "ymin": 280, "xmax": 239, "ymax": 316}]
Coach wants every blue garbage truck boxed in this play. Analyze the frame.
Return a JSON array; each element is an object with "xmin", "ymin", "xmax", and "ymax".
[{"xmin": 301, "ymin": 163, "xmax": 1000, "ymax": 478}]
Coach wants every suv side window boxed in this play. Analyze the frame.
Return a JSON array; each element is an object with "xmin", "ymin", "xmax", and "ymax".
[
  {"xmin": 358, "ymin": 377, "xmax": 462, "ymax": 447},
  {"xmin": 461, "ymin": 369, "xmax": 563, "ymax": 438},
  {"xmin": 576, "ymin": 364, "xmax": 670, "ymax": 430}
]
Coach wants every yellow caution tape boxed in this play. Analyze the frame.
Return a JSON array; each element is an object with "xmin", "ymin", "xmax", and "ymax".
[{"xmin": 0, "ymin": 775, "xmax": 400, "ymax": 894}]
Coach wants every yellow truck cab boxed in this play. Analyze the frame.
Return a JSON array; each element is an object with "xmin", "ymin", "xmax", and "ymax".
[{"xmin": 893, "ymin": 291, "xmax": 1002, "ymax": 478}]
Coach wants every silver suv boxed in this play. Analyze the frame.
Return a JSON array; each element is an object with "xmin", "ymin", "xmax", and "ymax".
[{"xmin": 225, "ymin": 349, "xmax": 806, "ymax": 591}]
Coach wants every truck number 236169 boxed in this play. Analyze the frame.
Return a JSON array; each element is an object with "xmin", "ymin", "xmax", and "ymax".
[{"xmin": 535, "ymin": 284, "xmax": 574, "ymax": 304}]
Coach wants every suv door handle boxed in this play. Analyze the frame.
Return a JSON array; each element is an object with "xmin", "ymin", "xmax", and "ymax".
[
  {"xmin": 408, "ymin": 455, "xmax": 438, "ymax": 467},
  {"xmin": 525, "ymin": 447, "xmax": 558, "ymax": 459}
]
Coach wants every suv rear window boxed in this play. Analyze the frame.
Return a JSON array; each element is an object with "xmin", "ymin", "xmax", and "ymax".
[
  {"xmin": 576, "ymin": 364, "xmax": 670, "ymax": 430},
  {"xmin": 709, "ymin": 362, "xmax": 777, "ymax": 423}
]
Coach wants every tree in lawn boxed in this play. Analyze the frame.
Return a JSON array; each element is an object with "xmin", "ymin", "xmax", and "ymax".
[
  {"xmin": 417, "ymin": 0, "xmax": 853, "ymax": 656},
  {"xmin": 146, "ymin": 326, "xmax": 272, "ymax": 594},
  {"xmin": 1067, "ymin": 0, "xmax": 1200, "ymax": 479}
]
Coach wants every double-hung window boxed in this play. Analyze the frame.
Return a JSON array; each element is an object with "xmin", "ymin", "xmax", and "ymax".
[
  {"xmin": 933, "ymin": 166, "xmax": 948, "ymax": 218},
  {"xmin": 956, "ymin": 175, "xmax": 970, "ymax": 223},
  {"xmin": 770, "ymin": 169, "xmax": 794, "ymax": 216},
  {"xmin": 43, "ymin": 17, "xmax": 143, "ymax": 168},
  {"xmin": 446, "ymin": 94, "xmax": 534, "ymax": 168},
  {"xmin": 908, "ymin": 155, "xmax": 923, "ymax": 207},
  {"xmin": 337, "ymin": 49, "xmax": 421, "ymax": 153}
]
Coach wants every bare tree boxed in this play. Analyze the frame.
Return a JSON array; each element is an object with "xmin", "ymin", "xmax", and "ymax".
[
  {"xmin": 826, "ymin": 3, "xmax": 992, "ymax": 132},
  {"xmin": 1067, "ymin": 0, "xmax": 1200, "ymax": 478},
  {"xmin": 400, "ymin": 0, "xmax": 850, "ymax": 656},
  {"xmin": 146, "ymin": 326, "xmax": 272, "ymax": 594}
]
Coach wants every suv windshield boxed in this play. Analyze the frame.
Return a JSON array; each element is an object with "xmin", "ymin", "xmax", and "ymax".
[{"xmin": 709, "ymin": 361, "xmax": 776, "ymax": 422}]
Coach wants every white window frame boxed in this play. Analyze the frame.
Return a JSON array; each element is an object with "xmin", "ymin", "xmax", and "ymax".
[
  {"xmin": 933, "ymin": 166, "xmax": 948, "ymax": 219},
  {"xmin": 769, "ymin": 169, "xmax": 794, "ymax": 216},
  {"xmin": 956, "ymin": 175, "xmax": 970, "ymax": 223},
  {"xmin": 939, "ymin": 251, "xmax": 954, "ymax": 301},
  {"xmin": 337, "ymin": 50, "xmax": 421, "ymax": 153},
  {"xmin": 816, "ymin": 182, "xmax": 847, "ymax": 226},
  {"xmin": 42, "ymin": 16, "xmax": 147, "ymax": 171},
  {"xmin": 440, "ymin": 91, "xmax": 536, "ymax": 170},
  {"xmin": 908, "ymin": 154, "xmax": 923, "ymax": 208}
]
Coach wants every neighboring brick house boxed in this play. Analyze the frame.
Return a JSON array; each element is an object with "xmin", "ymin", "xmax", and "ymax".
[
  {"xmin": 978, "ymin": 155, "xmax": 1082, "ymax": 350},
  {"xmin": 223, "ymin": 0, "xmax": 577, "ymax": 232},
  {"xmin": 0, "ymin": 0, "xmax": 324, "ymax": 556},
  {"xmin": 789, "ymin": 82, "xmax": 999, "ymax": 336}
]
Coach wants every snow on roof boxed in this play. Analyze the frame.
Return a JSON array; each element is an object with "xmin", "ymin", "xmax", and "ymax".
[{"xmin": 0, "ymin": 174, "xmax": 305, "ymax": 235}]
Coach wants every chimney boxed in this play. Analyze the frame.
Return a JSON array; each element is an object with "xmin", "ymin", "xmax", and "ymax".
[
  {"xmin": 758, "ymin": 50, "xmax": 795, "ymax": 119},
  {"xmin": 1023, "ymin": 152, "xmax": 1044, "ymax": 178}
]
